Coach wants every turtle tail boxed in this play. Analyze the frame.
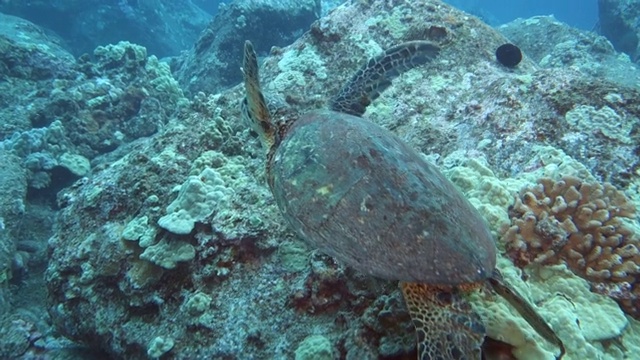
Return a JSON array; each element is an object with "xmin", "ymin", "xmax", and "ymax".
[{"xmin": 329, "ymin": 41, "xmax": 440, "ymax": 116}]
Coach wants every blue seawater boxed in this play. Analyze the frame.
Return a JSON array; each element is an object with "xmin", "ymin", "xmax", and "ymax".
[{"xmin": 445, "ymin": 0, "xmax": 598, "ymax": 29}]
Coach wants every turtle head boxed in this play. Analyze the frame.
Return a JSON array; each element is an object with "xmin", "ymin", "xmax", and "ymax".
[{"xmin": 242, "ymin": 40, "xmax": 277, "ymax": 150}]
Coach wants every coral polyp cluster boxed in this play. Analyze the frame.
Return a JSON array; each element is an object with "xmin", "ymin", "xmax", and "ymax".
[{"xmin": 502, "ymin": 176, "xmax": 640, "ymax": 317}]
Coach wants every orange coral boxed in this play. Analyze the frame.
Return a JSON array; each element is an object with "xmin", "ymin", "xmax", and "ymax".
[{"xmin": 502, "ymin": 176, "xmax": 640, "ymax": 318}]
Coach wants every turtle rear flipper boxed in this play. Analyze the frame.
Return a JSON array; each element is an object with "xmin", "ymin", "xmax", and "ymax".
[
  {"xmin": 330, "ymin": 41, "xmax": 440, "ymax": 116},
  {"xmin": 242, "ymin": 40, "xmax": 276, "ymax": 148},
  {"xmin": 401, "ymin": 282, "xmax": 484, "ymax": 360},
  {"xmin": 489, "ymin": 270, "xmax": 566, "ymax": 359}
]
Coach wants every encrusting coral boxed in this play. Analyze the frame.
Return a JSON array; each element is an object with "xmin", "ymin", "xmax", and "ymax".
[{"xmin": 502, "ymin": 175, "xmax": 640, "ymax": 318}]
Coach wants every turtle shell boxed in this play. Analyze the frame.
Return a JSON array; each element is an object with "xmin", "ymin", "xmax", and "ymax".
[{"xmin": 269, "ymin": 109, "xmax": 496, "ymax": 285}]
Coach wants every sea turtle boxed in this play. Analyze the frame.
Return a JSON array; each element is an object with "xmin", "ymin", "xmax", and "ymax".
[{"xmin": 241, "ymin": 40, "xmax": 565, "ymax": 359}]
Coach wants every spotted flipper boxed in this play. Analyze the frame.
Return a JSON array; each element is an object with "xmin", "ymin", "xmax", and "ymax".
[
  {"xmin": 242, "ymin": 40, "xmax": 276, "ymax": 149},
  {"xmin": 488, "ymin": 270, "xmax": 566, "ymax": 359},
  {"xmin": 329, "ymin": 41, "xmax": 440, "ymax": 116},
  {"xmin": 401, "ymin": 282, "xmax": 484, "ymax": 360}
]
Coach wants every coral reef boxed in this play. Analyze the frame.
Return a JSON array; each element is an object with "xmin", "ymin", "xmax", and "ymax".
[
  {"xmin": 498, "ymin": 15, "xmax": 639, "ymax": 87},
  {"xmin": 294, "ymin": 334, "xmax": 335, "ymax": 360},
  {"xmin": 172, "ymin": 0, "xmax": 321, "ymax": 95},
  {"xmin": 446, "ymin": 155, "xmax": 638, "ymax": 359},
  {"xmin": 0, "ymin": 150, "xmax": 26, "ymax": 315},
  {"xmin": 0, "ymin": 0, "xmax": 210, "ymax": 57},
  {"xmin": 1, "ymin": 38, "xmax": 186, "ymax": 192},
  {"xmin": 503, "ymin": 175, "xmax": 640, "ymax": 318},
  {"xmin": 0, "ymin": 0, "xmax": 635, "ymax": 359},
  {"xmin": 0, "ymin": 13, "xmax": 76, "ymax": 139},
  {"xmin": 157, "ymin": 167, "xmax": 235, "ymax": 235},
  {"xmin": 598, "ymin": 0, "xmax": 640, "ymax": 63}
]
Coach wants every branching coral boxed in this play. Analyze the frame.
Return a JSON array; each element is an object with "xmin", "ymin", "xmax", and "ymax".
[{"xmin": 502, "ymin": 175, "xmax": 640, "ymax": 318}]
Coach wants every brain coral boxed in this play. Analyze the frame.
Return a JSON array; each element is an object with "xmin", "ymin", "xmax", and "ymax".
[{"xmin": 502, "ymin": 175, "xmax": 640, "ymax": 318}]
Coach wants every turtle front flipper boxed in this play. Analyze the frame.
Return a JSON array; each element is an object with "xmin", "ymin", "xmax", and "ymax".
[
  {"xmin": 401, "ymin": 282, "xmax": 484, "ymax": 360},
  {"xmin": 241, "ymin": 40, "xmax": 277, "ymax": 149},
  {"xmin": 329, "ymin": 41, "xmax": 440, "ymax": 116},
  {"xmin": 488, "ymin": 269, "xmax": 566, "ymax": 359}
]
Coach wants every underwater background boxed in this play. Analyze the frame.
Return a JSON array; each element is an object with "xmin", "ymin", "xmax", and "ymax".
[{"xmin": 0, "ymin": 0, "xmax": 639, "ymax": 359}]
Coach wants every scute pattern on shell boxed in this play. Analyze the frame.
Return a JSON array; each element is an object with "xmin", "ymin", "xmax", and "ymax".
[{"xmin": 269, "ymin": 110, "xmax": 497, "ymax": 285}]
